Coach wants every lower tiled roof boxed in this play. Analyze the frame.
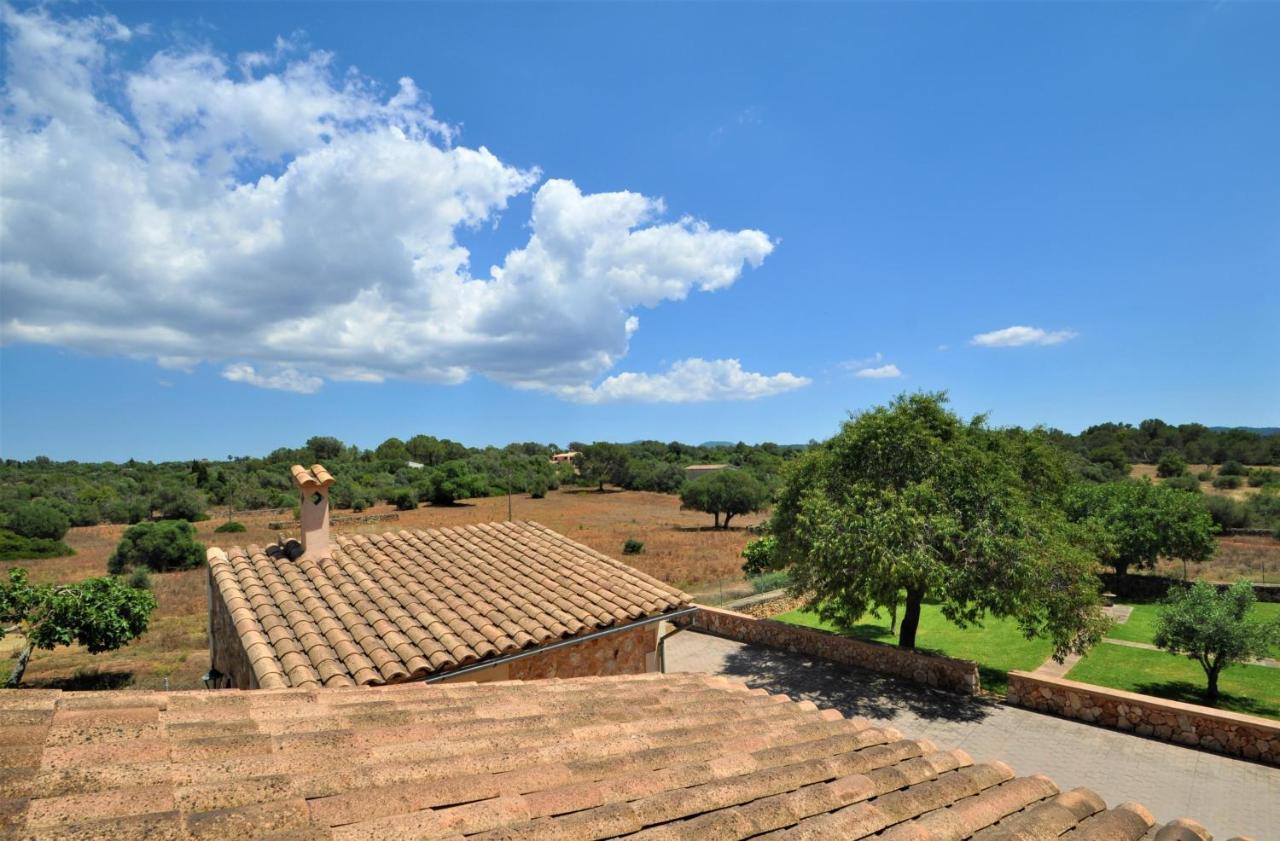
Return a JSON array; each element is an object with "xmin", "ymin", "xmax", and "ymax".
[
  {"xmin": 208, "ymin": 520, "xmax": 691, "ymax": 688},
  {"xmin": 0, "ymin": 673, "xmax": 1229, "ymax": 840}
]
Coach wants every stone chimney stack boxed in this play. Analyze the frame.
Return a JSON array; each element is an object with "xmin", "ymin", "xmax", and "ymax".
[{"xmin": 291, "ymin": 464, "xmax": 335, "ymax": 559}]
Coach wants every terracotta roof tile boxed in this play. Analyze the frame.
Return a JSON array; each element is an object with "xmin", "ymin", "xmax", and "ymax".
[
  {"xmin": 0, "ymin": 674, "xmax": 1227, "ymax": 840},
  {"xmin": 209, "ymin": 521, "xmax": 691, "ymax": 686}
]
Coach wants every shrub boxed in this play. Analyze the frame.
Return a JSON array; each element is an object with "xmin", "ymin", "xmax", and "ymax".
[
  {"xmin": 1204, "ymin": 496, "xmax": 1248, "ymax": 530},
  {"xmin": 749, "ymin": 569, "xmax": 790, "ymax": 593},
  {"xmin": 126, "ymin": 567, "xmax": 152, "ymax": 591},
  {"xmin": 1219, "ymin": 460, "xmax": 1247, "ymax": 477},
  {"xmin": 0, "ymin": 529, "xmax": 75, "ymax": 562},
  {"xmin": 108, "ymin": 520, "xmax": 205, "ymax": 574},
  {"xmin": 5, "ymin": 501, "xmax": 70, "ymax": 541},
  {"xmin": 351, "ymin": 497, "xmax": 369, "ymax": 513},
  {"xmin": 741, "ymin": 535, "xmax": 778, "ymax": 576},
  {"xmin": 214, "ymin": 521, "xmax": 246, "ymax": 533},
  {"xmin": 1196, "ymin": 470, "xmax": 1214, "ymax": 482},
  {"xmin": 1247, "ymin": 469, "xmax": 1279, "ymax": 488},
  {"xmin": 622, "ymin": 538, "xmax": 644, "ymax": 555},
  {"xmin": 528, "ymin": 476, "xmax": 548, "ymax": 499},
  {"xmin": 1213, "ymin": 475, "xmax": 1243, "ymax": 490},
  {"xmin": 390, "ymin": 489, "xmax": 418, "ymax": 511},
  {"xmin": 1163, "ymin": 475, "xmax": 1200, "ymax": 493},
  {"xmin": 151, "ymin": 484, "xmax": 207, "ymax": 521},
  {"xmin": 1156, "ymin": 452, "xmax": 1187, "ymax": 478}
]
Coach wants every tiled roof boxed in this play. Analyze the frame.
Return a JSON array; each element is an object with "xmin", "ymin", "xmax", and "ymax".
[
  {"xmin": 0, "ymin": 673, "xmax": 1226, "ymax": 840},
  {"xmin": 208, "ymin": 521, "xmax": 691, "ymax": 688}
]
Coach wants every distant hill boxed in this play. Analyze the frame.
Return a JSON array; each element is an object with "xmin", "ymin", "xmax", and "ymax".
[{"xmin": 1210, "ymin": 427, "xmax": 1280, "ymax": 436}]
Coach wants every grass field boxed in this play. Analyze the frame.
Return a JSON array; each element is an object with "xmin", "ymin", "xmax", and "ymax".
[
  {"xmin": 1129, "ymin": 463, "xmax": 1271, "ymax": 502},
  {"xmin": 1108, "ymin": 601, "xmax": 1280, "ymax": 658},
  {"xmin": 773, "ymin": 604, "xmax": 1054, "ymax": 694},
  {"xmin": 0, "ymin": 488, "xmax": 764, "ymax": 690},
  {"xmin": 1064, "ymin": 644, "xmax": 1280, "ymax": 720}
]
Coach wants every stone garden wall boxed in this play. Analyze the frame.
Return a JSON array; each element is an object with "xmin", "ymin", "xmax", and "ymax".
[
  {"xmin": 675, "ymin": 605, "xmax": 980, "ymax": 695},
  {"xmin": 1099, "ymin": 573, "xmax": 1280, "ymax": 603},
  {"xmin": 1006, "ymin": 671, "xmax": 1279, "ymax": 765}
]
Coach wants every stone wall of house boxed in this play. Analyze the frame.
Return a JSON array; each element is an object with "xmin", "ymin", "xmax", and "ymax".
[
  {"xmin": 207, "ymin": 568, "xmax": 256, "ymax": 689},
  {"xmin": 1006, "ymin": 671, "xmax": 1280, "ymax": 765},
  {"xmin": 508, "ymin": 623, "xmax": 659, "ymax": 680},
  {"xmin": 675, "ymin": 605, "xmax": 979, "ymax": 695},
  {"xmin": 1099, "ymin": 573, "xmax": 1280, "ymax": 603}
]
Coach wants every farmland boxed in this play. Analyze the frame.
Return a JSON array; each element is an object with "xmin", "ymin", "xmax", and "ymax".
[{"xmin": 0, "ymin": 488, "xmax": 764, "ymax": 690}]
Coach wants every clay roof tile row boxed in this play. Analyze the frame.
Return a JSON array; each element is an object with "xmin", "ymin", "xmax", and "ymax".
[{"xmin": 0, "ymin": 674, "xmax": 1230, "ymax": 840}]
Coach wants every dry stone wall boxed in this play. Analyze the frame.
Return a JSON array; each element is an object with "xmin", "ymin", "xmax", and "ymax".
[
  {"xmin": 676, "ymin": 605, "xmax": 979, "ymax": 694},
  {"xmin": 1006, "ymin": 671, "xmax": 1279, "ymax": 765}
]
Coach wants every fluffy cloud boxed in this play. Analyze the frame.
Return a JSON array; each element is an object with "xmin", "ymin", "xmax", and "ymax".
[
  {"xmin": 0, "ymin": 6, "xmax": 790, "ymax": 401},
  {"xmin": 854, "ymin": 364, "xmax": 901, "ymax": 379},
  {"xmin": 555, "ymin": 358, "xmax": 810, "ymax": 404},
  {"xmin": 970, "ymin": 326, "xmax": 1078, "ymax": 347}
]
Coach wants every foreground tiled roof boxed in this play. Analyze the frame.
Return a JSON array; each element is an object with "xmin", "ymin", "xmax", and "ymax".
[
  {"xmin": 0, "ymin": 673, "xmax": 1225, "ymax": 840},
  {"xmin": 208, "ymin": 520, "xmax": 690, "ymax": 688}
]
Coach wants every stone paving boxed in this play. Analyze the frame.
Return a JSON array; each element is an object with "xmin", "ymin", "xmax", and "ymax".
[{"xmin": 665, "ymin": 629, "xmax": 1280, "ymax": 840}]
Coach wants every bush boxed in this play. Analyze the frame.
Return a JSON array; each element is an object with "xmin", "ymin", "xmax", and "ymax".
[
  {"xmin": 622, "ymin": 538, "xmax": 644, "ymax": 555},
  {"xmin": 0, "ymin": 529, "xmax": 75, "ymax": 561},
  {"xmin": 390, "ymin": 489, "xmax": 418, "ymax": 511},
  {"xmin": 351, "ymin": 497, "xmax": 369, "ymax": 513},
  {"xmin": 1197, "ymin": 470, "xmax": 1215, "ymax": 482},
  {"xmin": 214, "ymin": 521, "xmax": 246, "ymax": 533},
  {"xmin": 1219, "ymin": 460, "xmax": 1247, "ymax": 477},
  {"xmin": 108, "ymin": 520, "xmax": 205, "ymax": 574},
  {"xmin": 741, "ymin": 535, "xmax": 778, "ymax": 576},
  {"xmin": 151, "ymin": 484, "xmax": 207, "ymax": 521},
  {"xmin": 1213, "ymin": 475, "xmax": 1243, "ymax": 490},
  {"xmin": 1204, "ymin": 496, "xmax": 1249, "ymax": 530},
  {"xmin": 1162, "ymin": 475, "xmax": 1201, "ymax": 493},
  {"xmin": 5, "ymin": 501, "xmax": 70, "ymax": 541},
  {"xmin": 1247, "ymin": 469, "xmax": 1279, "ymax": 488},
  {"xmin": 528, "ymin": 477, "xmax": 548, "ymax": 499},
  {"xmin": 126, "ymin": 567, "xmax": 152, "ymax": 591},
  {"xmin": 749, "ymin": 569, "xmax": 790, "ymax": 593},
  {"xmin": 1156, "ymin": 452, "xmax": 1187, "ymax": 478}
]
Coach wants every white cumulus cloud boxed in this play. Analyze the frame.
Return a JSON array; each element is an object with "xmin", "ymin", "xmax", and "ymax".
[
  {"xmin": 854, "ymin": 364, "xmax": 902, "ymax": 379},
  {"xmin": 0, "ymin": 6, "xmax": 791, "ymax": 401},
  {"xmin": 970, "ymin": 326, "xmax": 1078, "ymax": 347},
  {"xmin": 555, "ymin": 358, "xmax": 810, "ymax": 404}
]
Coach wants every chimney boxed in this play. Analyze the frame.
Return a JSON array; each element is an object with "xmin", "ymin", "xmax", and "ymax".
[{"xmin": 291, "ymin": 464, "xmax": 335, "ymax": 559}]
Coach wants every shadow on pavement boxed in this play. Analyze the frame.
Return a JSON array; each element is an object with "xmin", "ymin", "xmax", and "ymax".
[{"xmin": 721, "ymin": 642, "xmax": 995, "ymax": 725}]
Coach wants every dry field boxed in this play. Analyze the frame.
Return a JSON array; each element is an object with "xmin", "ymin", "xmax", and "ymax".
[
  {"xmin": 1, "ymin": 488, "xmax": 764, "ymax": 690},
  {"xmin": 1129, "ymin": 463, "xmax": 1269, "ymax": 501},
  {"xmin": 1151, "ymin": 534, "xmax": 1280, "ymax": 585}
]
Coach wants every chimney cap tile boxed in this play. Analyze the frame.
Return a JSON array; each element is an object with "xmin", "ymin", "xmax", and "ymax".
[{"xmin": 291, "ymin": 464, "xmax": 336, "ymax": 490}]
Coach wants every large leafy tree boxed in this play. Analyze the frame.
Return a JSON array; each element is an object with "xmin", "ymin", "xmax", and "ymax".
[
  {"xmin": 575, "ymin": 443, "xmax": 632, "ymax": 492},
  {"xmin": 1154, "ymin": 581, "xmax": 1280, "ymax": 703},
  {"xmin": 771, "ymin": 392, "xmax": 1107, "ymax": 657},
  {"xmin": 0, "ymin": 568, "xmax": 156, "ymax": 687},
  {"xmin": 679, "ymin": 470, "xmax": 769, "ymax": 529},
  {"xmin": 1064, "ymin": 480, "xmax": 1216, "ymax": 579}
]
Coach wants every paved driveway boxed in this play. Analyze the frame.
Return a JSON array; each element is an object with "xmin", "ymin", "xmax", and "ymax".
[{"xmin": 665, "ymin": 630, "xmax": 1279, "ymax": 841}]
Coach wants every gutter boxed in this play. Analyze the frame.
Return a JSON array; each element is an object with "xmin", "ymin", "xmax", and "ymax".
[{"xmin": 421, "ymin": 605, "xmax": 700, "ymax": 684}]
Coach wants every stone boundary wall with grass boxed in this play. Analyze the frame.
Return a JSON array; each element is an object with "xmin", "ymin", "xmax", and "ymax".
[
  {"xmin": 674, "ymin": 605, "xmax": 980, "ymax": 695},
  {"xmin": 1099, "ymin": 574, "xmax": 1280, "ymax": 603},
  {"xmin": 1006, "ymin": 671, "xmax": 1279, "ymax": 765}
]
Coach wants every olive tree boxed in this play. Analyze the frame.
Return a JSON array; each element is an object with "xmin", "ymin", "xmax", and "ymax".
[
  {"xmin": 679, "ymin": 470, "xmax": 769, "ymax": 529},
  {"xmin": 770, "ymin": 393, "xmax": 1107, "ymax": 657},
  {"xmin": 1064, "ymin": 480, "xmax": 1216, "ymax": 579},
  {"xmin": 0, "ymin": 568, "xmax": 156, "ymax": 687},
  {"xmin": 1154, "ymin": 581, "xmax": 1280, "ymax": 703}
]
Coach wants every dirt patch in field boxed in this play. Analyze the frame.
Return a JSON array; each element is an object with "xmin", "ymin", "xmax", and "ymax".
[
  {"xmin": 1130, "ymin": 463, "xmax": 1269, "ymax": 501},
  {"xmin": 0, "ymin": 488, "xmax": 763, "ymax": 690}
]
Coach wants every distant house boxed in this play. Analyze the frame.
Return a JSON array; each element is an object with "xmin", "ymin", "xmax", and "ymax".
[
  {"xmin": 549, "ymin": 451, "xmax": 580, "ymax": 464},
  {"xmin": 206, "ymin": 463, "xmax": 691, "ymax": 689},
  {"xmin": 405, "ymin": 460, "xmax": 425, "ymax": 469},
  {"xmin": 685, "ymin": 463, "xmax": 732, "ymax": 480}
]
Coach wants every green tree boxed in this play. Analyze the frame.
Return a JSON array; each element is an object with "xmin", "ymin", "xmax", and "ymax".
[
  {"xmin": 1065, "ymin": 480, "xmax": 1217, "ymax": 579},
  {"xmin": 108, "ymin": 520, "xmax": 206, "ymax": 574},
  {"xmin": 375, "ymin": 437, "xmax": 410, "ymax": 462},
  {"xmin": 771, "ymin": 393, "xmax": 1107, "ymax": 656},
  {"xmin": 5, "ymin": 501, "xmax": 70, "ymax": 541},
  {"xmin": 0, "ymin": 568, "xmax": 156, "ymax": 687},
  {"xmin": 425, "ymin": 461, "xmax": 489, "ymax": 505},
  {"xmin": 151, "ymin": 484, "xmax": 206, "ymax": 521},
  {"xmin": 576, "ymin": 443, "xmax": 632, "ymax": 492},
  {"xmin": 306, "ymin": 436, "xmax": 345, "ymax": 461},
  {"xmin": 679, "ymin": 470, "xmax": 769, "ymax": 529},
  {"xmin": 1154, "ymin": 581, "xmax": 1280, "ymax": 703},
  {"xmin": 1219, "ymin": 460, "xmax": 1247, "ymax": 477},
  {"xmin": 1156, "ymin": 452, "xmax": 1188, "ymax": 478}
]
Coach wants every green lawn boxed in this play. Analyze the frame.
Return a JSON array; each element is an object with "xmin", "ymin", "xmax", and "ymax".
[
  {"xmin": 1065, "ymin": 643, "xmax": 1280, "ymax": 721},
  {"xmin": 774, "ymin": 604, "xmax": 1054, "ymax": 694},
  {"xmin": 1109, "ymin": 602, "xmax": 1280, "ymax": 658}
]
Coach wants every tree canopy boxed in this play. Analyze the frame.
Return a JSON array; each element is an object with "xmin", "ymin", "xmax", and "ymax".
[
  {"xmin": 1154, "ymin": 581, "xmax": 1280, "ymax": 703},
  {"xmin": 108, "ymin": 520, "xmax": 206, "ymax": 574},
  {"xmin": 679, "ymin": 470, "xmax": 769, "ymax": 529},
  {"xmin": 0, "ymin": 568, "xmax": 156, "ymax": 687},
  {"xmin": 1064, "ymin": 480, "xmax": 1216, "ymax": 579},
  {"xmin": 770, "ymin": 392, "xmax": 1108, "ymax": 659}
]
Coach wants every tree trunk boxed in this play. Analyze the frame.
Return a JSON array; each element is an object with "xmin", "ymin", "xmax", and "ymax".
[
  {"xmin": 1114, "ymin": 560, "xmax": 1130, "ymax": 581},
  {"xmin": 5, "ymin": 645, "xmax": 32, "ymax": 689},
  {"xmin": 713, "ymin": 512, "xmax": 720, "ymax": 529},
  {"xmin": 1205, "ymin": 666, "xmax": 1220, "ymax": 704},
  {"xmin": 898, "ymin": 588, "xmax": 924, "ymax": 649},
  {"xmin": 723, "ymin": 513, "xmax": 734, "ymax": 530}
]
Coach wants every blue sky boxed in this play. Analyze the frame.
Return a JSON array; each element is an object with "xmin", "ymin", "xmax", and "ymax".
[{"xmin": 1, "ymin": 1, "xmax": 1277, "ymax": 461}]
